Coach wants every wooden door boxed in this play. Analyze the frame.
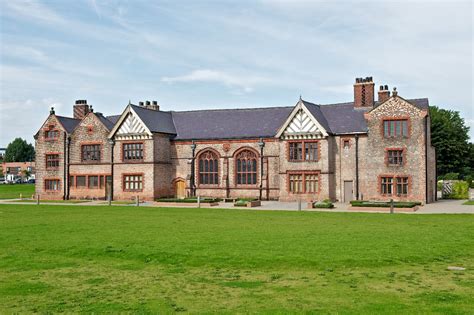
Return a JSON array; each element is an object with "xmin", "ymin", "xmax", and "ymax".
[
  {"xmin": 175, "ymin": 180, "xmax": 186, "ymax": 199},
  {"xmin": 344, "ymin": 181, "xmax": 353, "ymax": 203}
]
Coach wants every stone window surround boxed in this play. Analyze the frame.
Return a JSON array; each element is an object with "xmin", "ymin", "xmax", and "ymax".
[
  {"xmin": 122, "ymin": 173, "xmax": 144, "ymax": 192},
  {"xmin": 196, "ymin": 148, "xmax": 220, "ymax": 187},
  {"xmin": 377, "ymin": 174, "xmax": 411, "ymax": 197},
  {"xmin": 286, "ymin": 170, "xmax": 321, "ymax": 195},
  {"xmin": 44, "ymin": 178, "xmax": 61, "ymax": 191},
  {"xmin": 121, "ymin": 141, "xmax": 145, "ymax": 163},
  {"xmin": 44, "ymin": 124, "xmax": 60, "ymax": 141},
  {"xmin": 384, "ymin": 147, "xmax": 406, "ymax": 166},
  {"xmin": 45, "ymin": 152, "xmax": 61, "ymax": 170},
  {"xmin": 381, "ymin": 116, "xmax": 411, "ymax": 138},
  {"xmin": 287, "ymin": 140, "xmax": 320, "ymax": 162},
  {"xmin": 81, "ymin": 142, "xmax": 103, "ymax": 163},
  {"xmin": 233, "ymin": 147, "xmax": 259, "ymax": 187},
  {"xmin": 70, "ymin": 174, "xmax": 109, "ymax": 189}
]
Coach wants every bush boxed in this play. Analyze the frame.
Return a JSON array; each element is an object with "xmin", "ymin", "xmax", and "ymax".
[
  {"xmin": 444, "ymin": 181, "xmax": 469, "ymax": 199},
  {"xmin": 156, "ymin": 197, "xmax": 220, "ymax": 203},
  {"xmin": 350, "ymin": 200, "xmax": 419, "ymax": 208},
  {"xmin": 233, "ymin": 198, "xmax": 258, "ymax": 207},
  {"xmin": 312, "ymin": 200, "xmax": 334, "ymax": 209}
]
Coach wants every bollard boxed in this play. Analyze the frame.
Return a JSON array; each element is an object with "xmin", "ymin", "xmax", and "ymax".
[
  {"xmin": 390, "ymin": 199, "xmax": 394, "ymax": 214},
  {"xmin": 136, "ymin": 195, "xmax": 139, "ymax": 207},
  {"xmin": 298, "ymin": 199, "xmax": 302, "ymax": 211},
  {"xmin": 197, "ymin": 195, "xmax": 201, "ymax": 208},
  {"xmin": 20, "ymin": 193, "xmax": 22, "ymax": 200},
  {"xmin": 36, "ymin": 195, "xmax": 40, "ymax": 205},
  {"xmin": 108, "ymin": 194, "xmax": 112, "ymax": 206}
]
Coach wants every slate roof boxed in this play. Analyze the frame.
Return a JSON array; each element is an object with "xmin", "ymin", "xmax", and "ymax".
[
  {"xmin": 95, "ymin": 113, "xmax": 116, "ymax": 131},
  {"xmin": 131, "ymin": 105, "xmax": 177, "ymax": 134},
  {"xmin": 170, "ymin": 106, "xmax": 294, "ymax": 140},
  {"xmin": 52, "ymin": 97, "xmax": 429, "ymax": 139},
  {"xmin": 56, "ymin": 116, "xmax": 81, "ymax": 133}
]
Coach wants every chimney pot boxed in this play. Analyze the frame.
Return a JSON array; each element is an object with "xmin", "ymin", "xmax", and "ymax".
[
  {"xmin": 146, "ymin": 101, "xmax": 151, "ymax": 106},
  {"xmin": 139, "ymin": 101, "xmax": 144, "ymax": 106},
  {"xmin": 384, "ymin": 84, "xmax": 388, "ymax": 90},
  {"xmin": 378, "ymin": 84, "xmax": 391, "ymax": 103},
  {"xmin": 73, "ymin": 99, "xmax": 90, "ymax": 119}
]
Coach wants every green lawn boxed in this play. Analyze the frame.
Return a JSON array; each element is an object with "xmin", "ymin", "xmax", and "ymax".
[
  {"xmin": 0, "ymin": 184, "xmax": 35, "ymax": 199},
  {"xmin": 0, "ymin": 205, "xmax": 473, "ymax": 313},
  {"xmin": 462, "ymin": 200, "xmax": 474, "ymax": 205},
  {"xmin": 11, "ymin": 199, "xmax": 90, "ymax": 204}
]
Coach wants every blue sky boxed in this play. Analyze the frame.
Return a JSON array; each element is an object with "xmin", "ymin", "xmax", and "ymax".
[{"xmin": 0, "ymin": 0, "xmax": 472, "ymax": 146}]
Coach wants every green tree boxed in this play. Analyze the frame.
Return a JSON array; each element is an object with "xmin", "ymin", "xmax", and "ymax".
[
  {"xmin": 4, "ymin": 138, "xmax": 35, "ymax": 162},
  {"xmin": 429, "ymin": 106, "xmax": 470, "ymax": 176}
]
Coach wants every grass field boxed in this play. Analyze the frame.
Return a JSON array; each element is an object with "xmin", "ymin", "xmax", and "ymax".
[
  {"xmin": 0, "ymin": 204, "xmax": 473, "ymax": 313},
  {"xmin": 0, "ymin": 184, "xmax": 35, "ymax": 199},
  {"xmin": 463, "ymin": 200, "xmax": 474, "ymax": 205}
]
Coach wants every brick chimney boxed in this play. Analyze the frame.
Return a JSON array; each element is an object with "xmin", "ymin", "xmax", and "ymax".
[
  {"xmin": 354, "ymin": 77, "xmax": 375, "ymax": 108},
  {"xmin": 140, "ymin": 100, "xmax": 160, "ymax": 111},
  {"xmin": 73, "ymin": 99, "xmax": 90, "ymax": 120},
  {"xmin": 378, "ymin": 85, "xmax": 390, "ymax": 103}
]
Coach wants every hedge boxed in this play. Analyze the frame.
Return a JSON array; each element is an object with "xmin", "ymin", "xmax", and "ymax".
[
  {"xmin": 156, "ymin": 197, "xmax": 220, "ymax": 203},
  {"xmin": 313, "ymin": 201, "xmax": 334, "ymax": 209},
  {"xmin": 350, "ymin": 200, "xmax": 420, "ymax": 208}
]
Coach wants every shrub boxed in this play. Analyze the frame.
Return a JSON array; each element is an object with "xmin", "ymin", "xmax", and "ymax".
[
  {"xmin": 313, "ymin": 201, "xmax": 334, "ymax": 209},
  {"xmin": 444, "ymin": 181, "xmax": 469, "ymax": 199},
  {"xmin": 350, "ymin": 200, "xmax": 419, "ymax": 208}
]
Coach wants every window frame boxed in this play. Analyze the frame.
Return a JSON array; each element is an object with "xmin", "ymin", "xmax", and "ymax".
[
  {"xmin": 123, "ymin": 173, "xmax": 144, "ymax": 192},
  {"xmin": 385, "ymin": 148, "xmax": 405, "ymax": 166},
  {"xmin": 88, "ymin": 175, "xmax": 99, "ymax": 189},
  {"xmin": 45, "ymin": 153, "xmax": 60, "ymax": 169},
  {"xmin": 379, "ymin": 175, "xmax": 410, "ymax": 196},
  {"xmin": 197, "ymin": 149, "xmax": 220, "ymax": 186},
  {"xmin": 81, "ymin": 143, "xmax": 102, "ymax": 162},
  {"xmin": 122, "ymin": 142, "xmax": 144, "ymax": 162},
  {"xmin": 235, "ymin": 148, "xmax": 258, "ymax": 186},
  {"xmin": 44, "ymin": 125, "xmax": 60, "ymax": 141},
  {"xmin": 75, "ymin": 176, "xmax": 86, "ymax": 188},
  {"xmin": 287, "ymin": 171, "xmax": 320, "ymax": 194},
  {"xmin": 382, "ymin": 118, "xmax": 410, "ymax": 138},
  {"xmin": 288, "ymin": 140, "xmax": 320, "ymax": 162},
  {"xmin": 44, "ymin": 179, "xmax": 61, "ymax": 191}
]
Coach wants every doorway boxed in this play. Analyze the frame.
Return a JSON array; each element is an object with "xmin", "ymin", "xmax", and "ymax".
[
  {"xmin": 175, "ymin": 179, "xmax": 186, "ymax": 199},
  {"xmin": 344, "ymin": 181, "xmax": 353, "ymax": 203}
]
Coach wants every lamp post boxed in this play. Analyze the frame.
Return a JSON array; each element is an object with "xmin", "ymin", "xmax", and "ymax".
[
  {"xmin": 190, "ymin": 140, "xmax": 196, "ymax": 197},
  {"xmin": 258, "ymin": 138, "xmax": 265, "ymax": 201}
]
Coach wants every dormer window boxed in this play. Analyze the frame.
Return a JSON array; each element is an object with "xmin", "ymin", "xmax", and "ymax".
[{"xmin": 44, "ymin": 125, "xmax": 59, "ymax": 140}]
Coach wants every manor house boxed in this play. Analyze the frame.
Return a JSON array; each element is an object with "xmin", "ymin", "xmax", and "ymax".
[{"xmin": 34, "ymin": 77, "xmax": 437, "ymax": 203}]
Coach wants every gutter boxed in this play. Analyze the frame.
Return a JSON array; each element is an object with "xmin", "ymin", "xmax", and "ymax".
[
  {"xmin": 63, "ymin": 132, "xmax": 67, "ymax": 200},
  {"xmin": 425, "ymin": 116, "xmax": 428, "ymax": 204},
  {"xmin": 66, "ymin": 136, "xmax": 71, "ymax": 200}
]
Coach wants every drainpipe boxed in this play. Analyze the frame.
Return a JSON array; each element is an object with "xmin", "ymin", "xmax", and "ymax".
[
  {"xmin": 63, "ymin": 132, "xmax": 67, "ymax": 200},
  {"xmin": 355, "ymin": 134, "xmax": 359, "ymax": 200},
  {"xmin": 66, "ymin": 136, "xmax": 71, "ymax": 200},
  {"xmin": 258, "ymin": 138, "xmax": 265, "ymax": 201},
  {"xmin": 109, "ymin": 139, "xmax": 115, "ymax": 201},
  {"xmin": 425, "ymin": 116, "xmax": 428, "ymax": 204},
  {"xmin": 190, "ymin": 140, "xmax": 196, "ymax": 197}
]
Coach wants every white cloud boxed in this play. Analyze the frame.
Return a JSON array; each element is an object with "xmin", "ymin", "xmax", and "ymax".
[
  {"xmin": 2, "ymin": 0, "xmax": 65, "ymax": 24},
  {"xmin": 161, "ymin": 69, "xmax": 270, "ymax": 92}
]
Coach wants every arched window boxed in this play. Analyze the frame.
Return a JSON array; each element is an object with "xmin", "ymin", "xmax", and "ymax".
[
  {"xmin": 198, "ymin": 150, "xmax": 219, "ymax": 185},
  {"xmin": 236, "ymin": 149, "xmax": 257, "ymax": 185}
]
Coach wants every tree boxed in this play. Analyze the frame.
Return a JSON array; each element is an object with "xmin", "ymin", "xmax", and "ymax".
[
  {"xmin": 429, "ymin": 106, "xmax": 471, "ymax": 176},
  {"xmin": 4, "ymin": 138, "xmax": 35, "ymax": 162}
]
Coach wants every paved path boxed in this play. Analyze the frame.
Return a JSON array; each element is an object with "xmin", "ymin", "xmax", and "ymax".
[{"xmin": 0, "ymin": 198, "xmax": 472, "ymax": 214}]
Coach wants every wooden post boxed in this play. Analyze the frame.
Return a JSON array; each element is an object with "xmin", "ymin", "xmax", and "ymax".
[
  {"xmin": 197, "ymin": 195, "xmax": 201, "ymax": 208},
  {"xmin": 108, "ymin": 194, "xmax": 112, "ymax": 206},
  {"xmin": 36, "ymin": 194, "xmax": 40, "ymax": 205},
  {"xmin": 136, "ymin": 195, "xmax": 139, "ymax": 207},
  {"xmin": 390, "ymin": 199, "xmax": 394, "ymax": 214},
  {"xmin": 20, "ymin": 193, "xmax": 22, "ymax": 200}
]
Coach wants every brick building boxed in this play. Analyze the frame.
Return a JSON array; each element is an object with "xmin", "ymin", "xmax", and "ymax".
[{"xmin": 34, "ymin": 77, "xmax": 437, "ymax": 203}]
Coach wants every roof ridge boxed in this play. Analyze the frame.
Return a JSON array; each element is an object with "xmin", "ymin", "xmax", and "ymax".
[
  {"xmin": 55, "ymin": 115, "xmax": 80, "ymax": 120},
  {"xmin": 170, "ymin": 105, "xmax": 294, "ymax": 113}
]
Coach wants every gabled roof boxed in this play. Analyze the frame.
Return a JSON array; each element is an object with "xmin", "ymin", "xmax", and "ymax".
[
  {"xmin": 56, "ymin": 116, "xmax": 81, "ymax": 133},
  {"xmin": 131, "ymin": 105, "xmax": 176, "ymax": 134},
  {"xmin": 171, "ymin": 106, "xmax": 293, "ymax": 140},
  {"xmin": 95, "ymin": 113, "xmax": 116, "ymax": 131}
]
